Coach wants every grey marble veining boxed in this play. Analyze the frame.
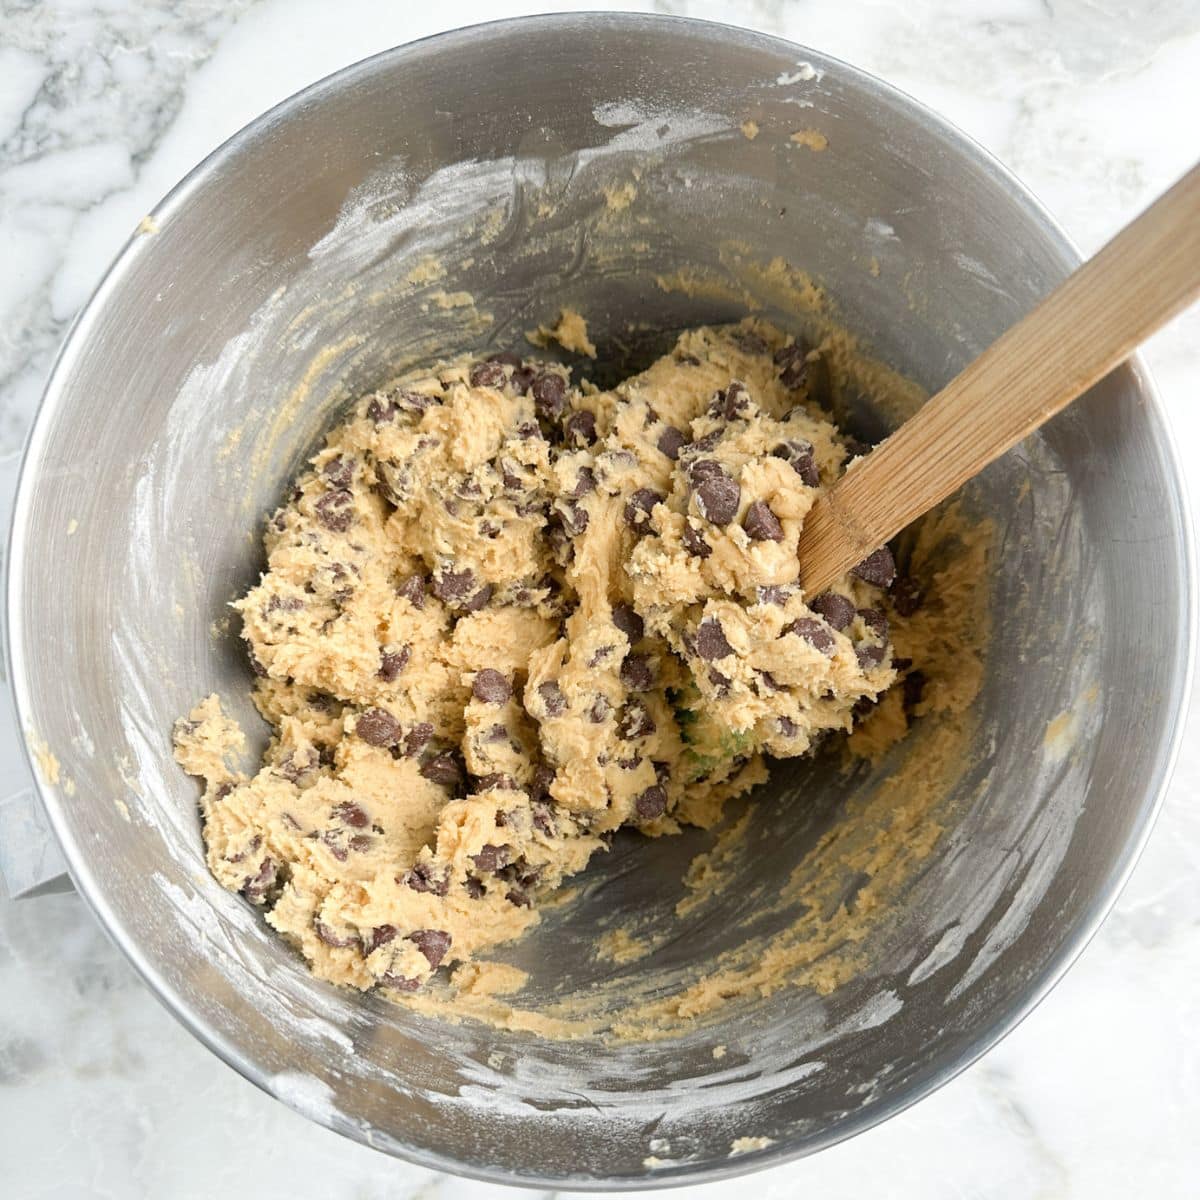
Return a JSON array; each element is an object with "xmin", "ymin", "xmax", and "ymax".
[
  {"xmin": 1, "ymin": 1, "xmax": 1198, "ymax": 1196},
  {"xmin": 0, "ymin": 1, "xmax": 255, "ymax": 455}
]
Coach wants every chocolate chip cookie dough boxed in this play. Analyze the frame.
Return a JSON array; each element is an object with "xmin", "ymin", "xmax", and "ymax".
[{"xmin": 174, "ymin": 318, "xmax": 935, "ymax": 998}]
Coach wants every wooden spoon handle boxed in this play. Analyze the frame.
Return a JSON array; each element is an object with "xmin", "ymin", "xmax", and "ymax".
[{"xmin": 796, "ymin": 161, "xmax": 1200, "ymax": 595}]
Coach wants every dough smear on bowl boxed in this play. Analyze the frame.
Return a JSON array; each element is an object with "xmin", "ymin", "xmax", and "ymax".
[{"xmin": 174, "ymin": 318, "xmax": 943, "ymax": 998}]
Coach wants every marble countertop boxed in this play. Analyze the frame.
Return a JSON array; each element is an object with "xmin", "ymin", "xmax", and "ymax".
[{"xmin": 1, "ymin": 1, "xmax": 1198, "ymax": 1196}]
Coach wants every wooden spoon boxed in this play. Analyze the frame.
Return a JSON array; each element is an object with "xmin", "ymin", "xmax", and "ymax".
[{"xmin": 796, "ymin": 162, "xmax": 1200, "ymax": 596}]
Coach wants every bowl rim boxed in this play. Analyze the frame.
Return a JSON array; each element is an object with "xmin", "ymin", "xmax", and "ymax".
[{"xmin": 6, "ymin": 10, "xmax": 1196, "ymax": 1191}]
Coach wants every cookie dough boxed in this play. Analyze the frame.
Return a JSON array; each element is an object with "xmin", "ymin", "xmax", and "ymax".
[{"xmin": 174, "ymin": 319, "xmax": 931, "ymax": 997}]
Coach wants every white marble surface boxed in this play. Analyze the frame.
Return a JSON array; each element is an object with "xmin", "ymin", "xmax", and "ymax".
[{"xmin": 1, "ymin": 1, "xmax": 1198, "ymax": 1195}]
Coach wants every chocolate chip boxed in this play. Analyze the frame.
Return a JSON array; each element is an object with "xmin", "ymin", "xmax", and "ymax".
[
  {"xmin": 530, "ymin": 765, "xmax": 555, "ymax": 804},
  {"xmin": 785, "ymin": 617, "xmax": 835, "ymax": 655},
  {"xmin": 381, "ymin": 974, "xmax": 422, "ymax": 992},
  {"xmin": 465, "ymin": 877, "xmax": 485, "ymax": 899},
  {"xmin": 757, "ymin": 585, "xmax": 792, "ymax": 606},
  {"xmin": 356, "ymin": 707, "xmax": 400, "ymax": 747},
  {"xmin": 516, "ymin": 420, "xmax": 543, "ymax": 440},
  {"xmin": 463, "ymin": 583, "xmax": 493, "ymax": 612},
  {"xmin": 688, "ymin": 431, "xmax": 723, "ymax": 455},
  {"xmin": 403, "ymin": 862, "xmax": 449, "ymax": 896},
  {"xmin": 694, "ymin": 471, "xmax": 740, "ymax": 525},
  {"xmin": 624, "ymin": 488, "xmax": 663, "ymax": 532},
  {"xmin": 321, "ymin": 832, "xmax": 348, "ymax": 861},
  {"xmin": 487, "ymin": 350, "xmax": 523, "ymax": 368},
  {"xmin": 349, "ymin": 834, "xmax": 372, "ymax": 853},
  {"xmin": 777, "ymin": 716, "xmax": 799, "ymax": 738},
  {"xmin": 744, "ymin": 500, "xmax": 784, "ymax": 541},
  {"xmin": 686, "ymin": 457, "xmax": 725, "ymax": 483},
  {"xmin": 635, "ymin": 786, "xmax": 667, "ymax": 820},
  {"xmin": 471, "ymin": 844, "xmax": 511, "ymax": 873},
  {"xmin": 891, "ymin": 575, "xmax": 924, "ymax": 617},
  {"xmin": 404, "ymin": 722, "xmax": 434, "ymax": 756},
  {"xmin": 432, "ymin": 566, "xmax": 475, "ymax": 604},
  {"xmin": 589, "ymin": 644, "xmax": 615, "ymax": 667},
  {"xmin": 274, "ymin": 750, "xmax": 312, "ymax": 783},
  {"xmin": 434, "ymin": 566, "xmax": 492, "ymax": 611},
  {"xmin": 858, "ymin": 608, "xmax": 889, "ymax": 639},
  {"xmin": 421, "ymin": 752, "xmax": 465, "ymax": 788},
  {"xmin": 589, "ymin": 695, "xmax": 611, "ymax": 723},
  {"xmin": 734, "ymin": 329, "xmax": 769, "ymax": 355},
  {"xmin": 565, "ymin": 410, "xmax": 597, "ymax": 447},
  {"xmin": 470, "ymin": 361, "xmax": 508, "ymax": 389},
  {"xmin": 771, "ymin": 439, "xmax": 820, "ymax": 487},
  {"xmin": 241, "ymin": 857, "xmax": 277, "ymax": 903},
  {"xmin": 620, "ymin": 653, "xmax": 655, "ymax": 692},
  {"xmin": 378, "ymin": 645, "xmax": 410, "ymax": 681},
  {"xmin": 538, "ymin": 681, "xmax": 566, "ymax": 717},
  {"xmin": 314, "ymin": 920, "xmax": 356, "ymax": 948},
  {"xmin": 694, "ymin": 618, "xmax": 733, "ymax": 661},
  {"xmin": 611, "ymin": 602, "xmax": 644, "ymax": 642},
  {"xmin": 473, "ymin": 668, "xmax": 512, "ymax": 704},
  {"xmin": 681, "ymin": 522, "xmax": 712, "ymax": 559},
  {"xmin": 409, "ymin": 929, "xmax": 451, "ymax": 968},
  {"xmin": 709, "ymin": 380, "xmax": 751, "ymax": 420},
  {"xmin": 574, "ymin": 466, "xmax": 597, "ymax": 497},
  {"xmin": 774, "ymin": 342, "xmax": 809, "ymax": 388},
  {"xmin": 547, "ymin": 523, "xmax": 572, "ymax": 564},
  {"xmin": 334, "ymin": 801, "xmax": 369, "ymax": 828},
  {"xmin": 809, "ymin": 592, "xmax": 855, "ymax": 631},
  {"xmin": 366, "ymin": 925, "xmax": 396, "ymax": 953},
  {"xmin": 498, "ymin": 458, "xmax": 526, "ymax": 492},
  {"xmin": 618, "ymin": 700, "xmax": 656, "ymax": 739},
  {"xmin": 599, "ymin": 448, "xmax": 637, "ymax": 475},
  {"xmin": 757, "ymin": 669, "xmax": 782, "ymax": 692},
  {"xmin": 510, "ymin": 366, "xmax": 534, "ymax": 395},
  {"xmin": 315, "ymin": 488, "xmax": 354, "ymax": 532},
  {"xmin": 851, "ymin": 546, "xmax": 897, "ymax": 587},
  {"xmin": 527, "ymin": 800, "xmax": 554, "ymax": 837},
  {"xmin": 370, "ymin": 390, "xmax": 428, "ymax": 424},
  {"xmin": 398, "ymin": 389, "xmax": 435, "ymax": 417},
  {"xmin": 708, "ymin": 668, "xmax": 732, "ymax": 696},
  {"xmin": 323, "ymin": 456, "xmax": 354, "ymax": 489},
  {"xmin": 856, "ymin": 643, "xmax": 886, "ymax": 669},
  {"xmin": 366, "ymin": 395, "xmax": 396, "ymax": 424},
  {"xmin": 657, "ymin": 426, "xmax": 687, "ymax": 460},
  {"xmin": 556, "ymin": 500, "xmax": 589, "ymax": 536},
  {"xmin": 474, "ymin": 773, "xmax": 515, "ymax": 792},
  {"xmin": 532, "ymin": 372, "xmax": 567, "ymax": 420},
  {"xmin": 903, "ymin": 670, "xmax": 927, "ymax": 710},
  {"xmin": 398, "ymin": 574, "xmax": 426, "ymax": 608}
]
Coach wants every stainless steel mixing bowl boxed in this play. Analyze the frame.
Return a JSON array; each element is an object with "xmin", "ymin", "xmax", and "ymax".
[{"xmin": 6, "ymin": 13, "xmax": 1194, "ymax": 1190}]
